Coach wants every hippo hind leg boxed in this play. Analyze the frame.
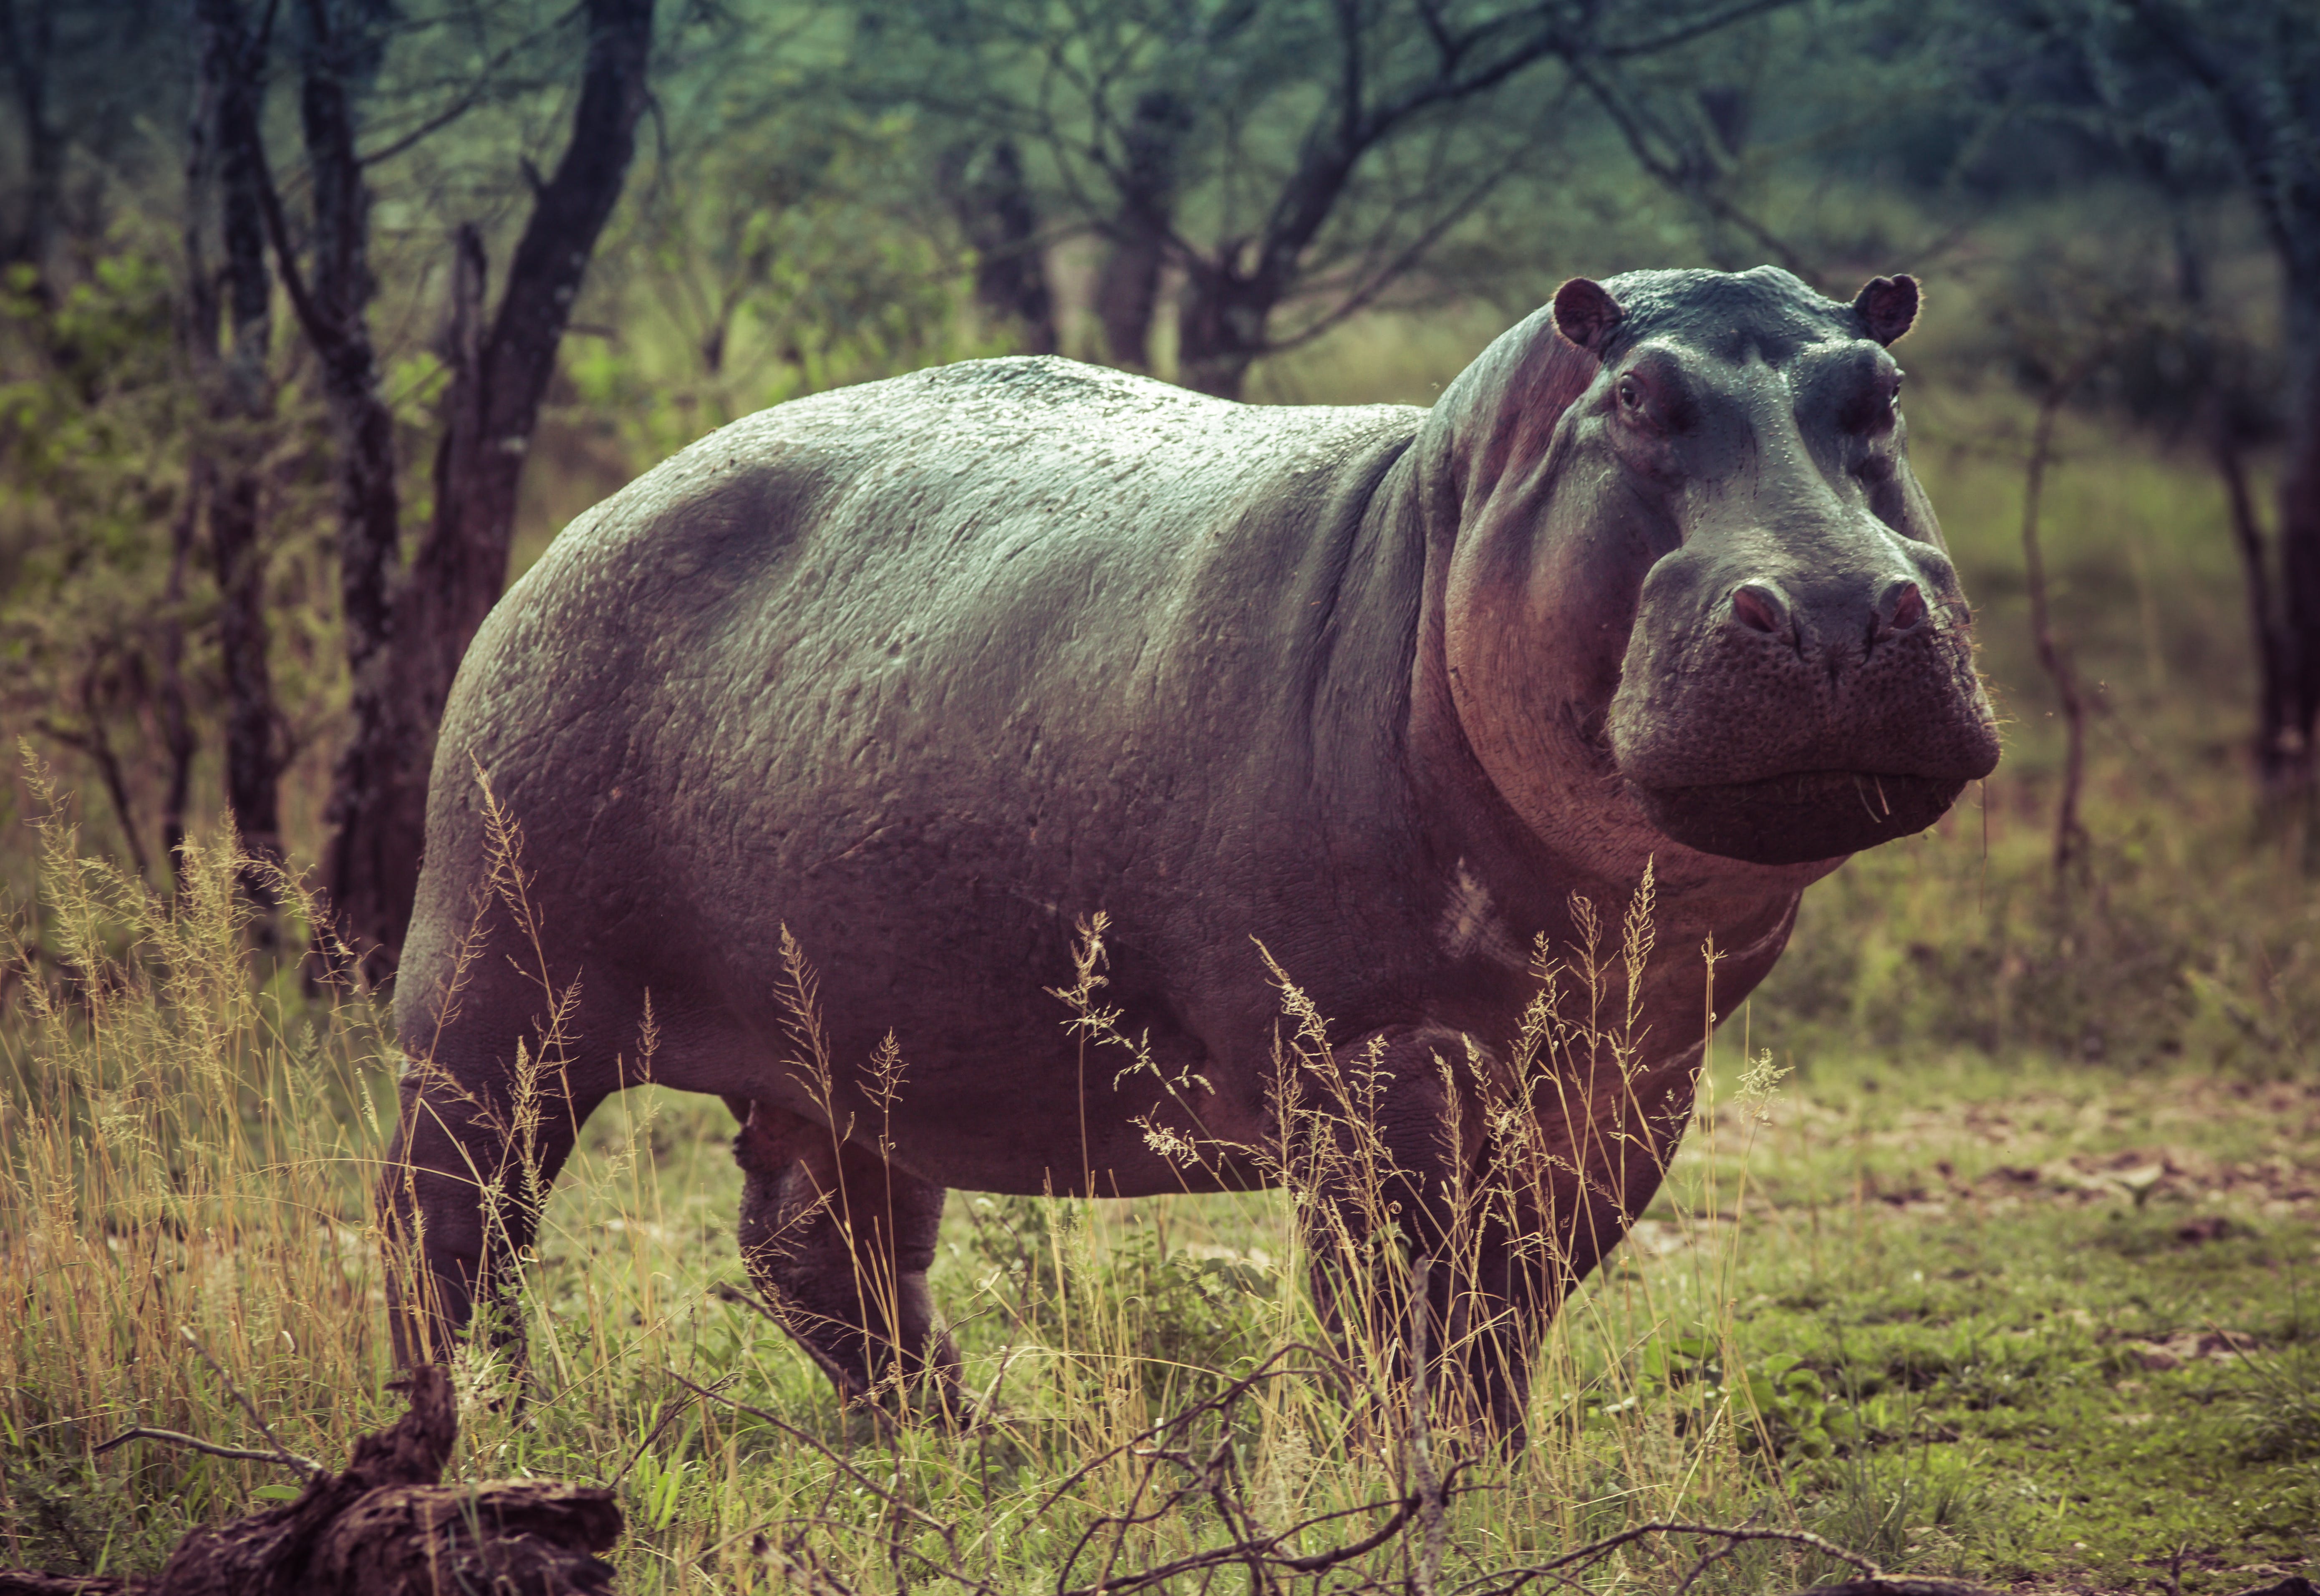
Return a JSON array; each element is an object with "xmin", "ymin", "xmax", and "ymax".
[
  {"xmin": 382, "ymin": 1048, "xmax": 603, "ymax": 1377},
  {"xmin": 731, "ymin": 1101, "xmax": 965, "ymax": 1423}
]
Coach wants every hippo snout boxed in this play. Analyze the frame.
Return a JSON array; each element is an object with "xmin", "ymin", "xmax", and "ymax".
[
  {"xmin": 1610, "ymin": 560, "xmax": 2000, "ymax": 865},
  {"xmin": 1722, "ymin": 571, "xmax": 1936, "ymax": 655}
]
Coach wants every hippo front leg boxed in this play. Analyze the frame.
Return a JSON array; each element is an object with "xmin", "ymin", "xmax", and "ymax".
[
  {"xmin": 1293, "ymin": 1025, "xmax": 1696, "ymax": 1440},
  {"xmin": 379, "ymin": 1058, "xmax": 594, "ymax": 1371},
  {"xmin": 1442, "ymin": 1038, "xmax": 1703, "ymax": 1434},
  {"xmin": 1498, "ymin": 1041, "xmax": 1703, "ymax": 1294},
  {"xmin": 1292, "ymin": 1025, "xmax": 1542, "ymax": 1436}
]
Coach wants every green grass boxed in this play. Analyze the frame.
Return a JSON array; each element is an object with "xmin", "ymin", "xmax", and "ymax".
[
  {"xmin": 1653, "ymin": 1055, "xmax": 2320, "ymax": 1588},
  {"xmin": 0, "ymin": 787, "xmax": 2313, "ymax": 1593}
]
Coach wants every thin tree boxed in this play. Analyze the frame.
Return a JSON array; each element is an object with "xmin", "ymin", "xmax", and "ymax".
[
  {"xmin": 0, "ymin": 0, "xmax": 61, "ymax": 295},
  {"xmin": 2018, "ymin": 356, "xmax": 2096, "ymax": 880},
  {"xmin": 188, "ymin": 0, "xmax": 287, "ymax": 877},
  {"xmin": 2123, "ymin": 0, "xmax": 2320, "ymax": 815},
  {"xmin": 213, "ymin": 0, "xmax": 656, "ymax": 968},
  {"xmin": 1984, "ymin": 0, "xmax": 2320, "ymax": 812},
  {"xmin": 943, "ymin": 136, "xmax": 1057, "ymax": 354}
]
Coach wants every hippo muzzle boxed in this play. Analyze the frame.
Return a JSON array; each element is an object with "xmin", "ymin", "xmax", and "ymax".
[
  {"xmin": 1627, "ymin": 769, "xmax": 1977, "ymax": 866},
  {"xmin": 1609, "ymin": 535, "xmax": 2002, "ymax": 866}
]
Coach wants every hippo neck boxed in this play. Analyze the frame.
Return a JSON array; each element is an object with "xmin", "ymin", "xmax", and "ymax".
[{"xmin": 1368, "ymin": 410, "xmax": 1818, "ymax": 996}]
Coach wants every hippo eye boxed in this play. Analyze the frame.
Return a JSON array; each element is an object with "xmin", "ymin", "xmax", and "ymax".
[
  {"xmin": 1890, "ymin": 371, "xmax": 1905, "ymax": 410},
  {"xmin": 1616, "ymin": 375, "xmax": 1644, "ymax": 412}
]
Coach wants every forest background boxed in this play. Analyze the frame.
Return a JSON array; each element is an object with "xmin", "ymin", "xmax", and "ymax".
[{"xmin": 0, "ymin": 0, "xmax": 2316, "ymax": 1591}]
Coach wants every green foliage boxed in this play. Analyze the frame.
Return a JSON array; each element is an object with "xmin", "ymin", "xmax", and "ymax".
[
  {"xmin": 567, "ymin": 192, "xmax": 994, "ymax": 466},
  {"xmin": 1617, "ymin": 1336, "xmax": 1865, "ymax": 1462},
  {"xmin": 0, "ymin": 256, "xmax": 197, "ymax": 874},
  {"xmin": 2237, "ymin": 1345, "xmax": 2320, "ymax": 1465},
  {"xmin": 0, "ymin": 257, "xmax": 187, "ymax": 687},
  {"xmin": 959, "ymin": 1191, "xmax": 1275, "ymax": 1407},
  {"xmin": 0, "ymin": 247, "xmax": 350, "ymax": 878},
  {"xmin": 514, "ymin": 103, "xmax": 1005, "ymax": 547}
]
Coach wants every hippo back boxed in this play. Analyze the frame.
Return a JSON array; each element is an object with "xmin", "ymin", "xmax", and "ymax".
[{"xmin": 400, "ymin": 358, "xmax": 1436, "ymax": 1188}]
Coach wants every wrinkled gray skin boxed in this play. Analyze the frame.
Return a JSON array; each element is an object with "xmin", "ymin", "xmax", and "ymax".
[{"xmin": 384, "ymin": 265, "xmax": 1999, "ymax": 1433}]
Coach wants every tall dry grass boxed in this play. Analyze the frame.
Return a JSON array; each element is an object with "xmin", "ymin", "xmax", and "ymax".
[
  {"xmin": 0, "ymin": 760, "xmax": 394, "ymax": 1565},
  {"xmin": 0, "ymin": 768, "xmax": 1944, "ymax": 1591}
]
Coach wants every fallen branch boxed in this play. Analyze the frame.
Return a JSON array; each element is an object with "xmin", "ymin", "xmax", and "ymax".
[
  {"xmin": 1791, "ymin": 1585, "xmax": 2006, "ymax": 1596},
  {"xmin": 1, "ymin": 1366, "xmax": 620, "ymax": 1596},
  {"xmin": 89, "ymin": 1427, "xmax": 316, "ymax": 1477},
  {"xmin": 1458, "ymin": 1520, "xmax": 1892, "ymax": 1596},
  {"xmin": 169, "ymin": 1327, "xmax": 326, "ymax": 1482}
]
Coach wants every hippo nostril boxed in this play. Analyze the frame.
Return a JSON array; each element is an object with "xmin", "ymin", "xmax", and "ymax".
[
  {"xmin": 1730, "ymin": 580, "xmax": 1790, "ymax": 637},
  {"xmin": 1879, "ymin": 578, "xmax": 1927, "ymax": 635}
]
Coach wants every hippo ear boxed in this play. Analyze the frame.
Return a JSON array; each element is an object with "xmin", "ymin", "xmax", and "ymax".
[
  {"xmin": 1852, "ymin": 274, "xmax": 1920, "ymax": 345},
  {"xmin": 1551, "ymin": 277, "xmax": 1625, "ymax": 356}
]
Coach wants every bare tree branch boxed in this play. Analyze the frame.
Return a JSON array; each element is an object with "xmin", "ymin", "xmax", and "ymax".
[{"xmin": 91, "ymin": 1426, "xmax": 323, "ymax": 1481}]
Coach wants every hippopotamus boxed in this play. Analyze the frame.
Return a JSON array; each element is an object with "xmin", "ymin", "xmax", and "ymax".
[{"xmin": 381, "ymin": 265, "xmax": 1999, "ymax": 1433}]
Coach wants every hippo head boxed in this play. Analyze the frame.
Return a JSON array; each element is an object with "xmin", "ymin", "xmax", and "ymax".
[{"xmin": 1432, "ymin": 265, "xmax": 2001, "ymax": 871}]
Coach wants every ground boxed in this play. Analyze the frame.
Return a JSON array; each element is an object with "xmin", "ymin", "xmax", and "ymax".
[
  {"xmin": 501, "ymin": 1047, "xmax": 2320, "ymax": 1592},
  {"xmin": 1, "ymin": 831, "xmax": 2314, "ymax": 1593}
]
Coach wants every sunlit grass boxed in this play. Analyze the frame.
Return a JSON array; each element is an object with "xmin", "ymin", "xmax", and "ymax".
[
  {"xmin": 1, "ymin": 772, "xmax": 2312, "ymax": 1592},
  {"xmin": 0, "ymin": 768, "xmax": 399, "ymax": 1572}
]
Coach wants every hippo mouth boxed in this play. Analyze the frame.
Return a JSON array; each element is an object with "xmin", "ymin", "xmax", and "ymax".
[{"xmin": 1628, "ymin": 769, "xmax": 1969, "ymax": 866}]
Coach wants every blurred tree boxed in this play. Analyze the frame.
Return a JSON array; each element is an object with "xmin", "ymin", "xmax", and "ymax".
[
  {"xmin": 0, "ymin": 0, "xmax": 192, "ymax": 299},
  {"xmin": 575, "ymin": 112, "xmax": 999, "ymax": 464},
  {"xmin": 206, "ymin": 0, "xmax": 656, "ymax": 966},
  {"xmin": 2066, "ymin": 204, "xmax": 2292, "ymax": 817},
  {"xmin": 0, "ymin": 0, "xmax": 355, "ymax": 889},
  {"xmin": 0, "ymin": 0, "xmax": 60, "ymax": 297},
  {"xmin": 941, "ymin": 136, "xmax": 1057, "ymax": 353},
  {"xmin": 278, "ymin": 0, "xmax": 408, "ymax": 951},
  {"xmin": 0, "ymin": 257, "xmax": 203, "ymax": 880},
  {"xmin": 2123, "ymin": 0, "xmax": 2320, "ymax": 817},
  {"xmin": 853, "ymin": 0, "xmax": 1799, "ymax": 398},
  {"xmin": 189, "ymin": 0, "xmax": 288, "ymax": 876},
  {"xmin": 1969, "ymin": 0, "xmax": 2320, "ymax": 811}
]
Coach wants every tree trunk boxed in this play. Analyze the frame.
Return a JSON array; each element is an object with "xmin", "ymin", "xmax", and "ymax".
[
  {"xmin": 947, "ymin": 138, "xmax": 1055, "ymax": 355},
  {"xmin": 299, "ymin": 0, "xmax": 402, "ymax": 696},
  {"xmin": 1175, "ymin": 260, "xmax": 1272, "ymax": 400},
  {"xmin": 1094, "ymin": 90, "xmax": 1189, "ymax": 371},
  {"xmin": 156, "ymin": 475, "xmax": 200, "ymax": 891},
  {"xmin": 2212, "ymin": 430, "xmax": 2297, "ymax": 791},
  {"xmin": 2021, "ymin": 370, "xmax": 2093, "ymax": 880},
  {"xmin": 1095, "ymin": 228, "xmax": 1164, "ymax": 371},
  {"xmin": 402, "ymin": 0, "xmax": 654, "ymax": 755},
  {"xmin": 38, "ymin": 670, "xmax": 151, "ymax": 883},
  {"xmin": 0, "ymin": 0, "xmax": 61, "ymax": 294},
  {"xmin": 171, "ymin": 23, "xmax": 220, "ymax": 895},
  {"xmin": 2278, "ymin": 277, "xmax": 2320, "ymax": 809},
  {"xmin": 191, "ymin": 0, "xmax": 284, "ymax": 873},
  {"xmin": 322, "ymin": 0, "xmax": 654, "ymax": 968},
  {"xmin": 2123, "ymin": 5, "xmax": 2320, "ymax": 816},
  {"xmin": 211, "ymin": 191, "xmax": 281, "ymax": 876},
  {"xmin": 288, "ymin": 0, "xmax": 414, "ymax": 976},
  {"xmin": 211, "ymin": 461, "xmax": 281, "ymax": 869}
]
